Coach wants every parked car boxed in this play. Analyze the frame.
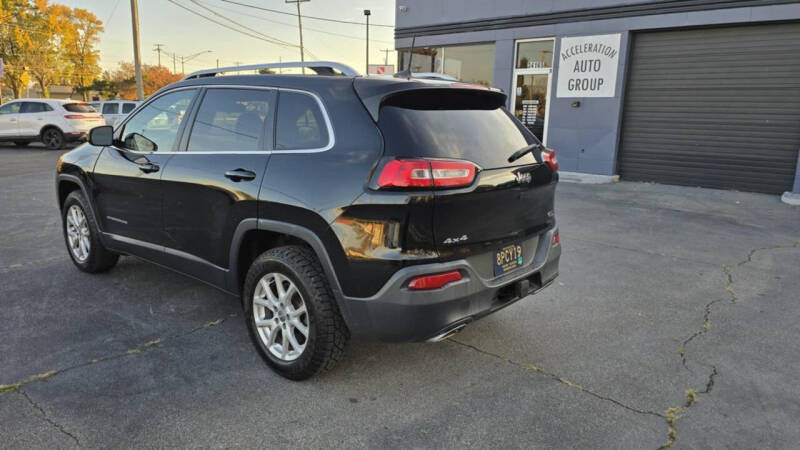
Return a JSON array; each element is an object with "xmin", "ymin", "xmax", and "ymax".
[
  {"xmin": 55, "ymin": 62, "xmax": 560, "ymax": 380},
  {"xmin": 90, "ymin": 100, "xmax": 141, "ymax": 127},
  {"xmin": 0, "ymin": 99, "xmax": 105, "ymax": 149}
]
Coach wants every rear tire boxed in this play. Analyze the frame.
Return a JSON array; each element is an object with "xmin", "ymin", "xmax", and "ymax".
[
  {"xmin": 42, "ymin": 128, "xmax": 65, "ymax": 150},
  {"xmin": 14, "ymin": 141, "xmax": 29, "ymax": 147},
  {"xmin": 243, "ymin": 245, "xmax": 349, "ymax": 380},
  {"xmin": 62, "ymin": 191, "xmax": 119, "ymax": 273}
]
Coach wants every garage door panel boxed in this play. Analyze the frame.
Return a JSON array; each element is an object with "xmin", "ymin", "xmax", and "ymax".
[{"xmin": 618, "ymin": 23, "xmax": 800, "ymax": 194}]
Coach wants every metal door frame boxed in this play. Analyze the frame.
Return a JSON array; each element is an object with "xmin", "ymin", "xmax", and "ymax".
[{"xmin": 510, "ymin": 37, "xmax": 555, "ymax": 145}]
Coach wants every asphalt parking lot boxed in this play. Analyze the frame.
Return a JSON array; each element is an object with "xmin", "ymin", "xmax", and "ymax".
[{"xmin": 1, "ymin": 143, "xmax": 799, "ymax": 448}]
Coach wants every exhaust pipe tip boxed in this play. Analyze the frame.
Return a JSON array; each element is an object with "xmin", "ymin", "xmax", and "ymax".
[{"xmin": 426, "ymin": 323, "xmax": 467, "ymax": 343}]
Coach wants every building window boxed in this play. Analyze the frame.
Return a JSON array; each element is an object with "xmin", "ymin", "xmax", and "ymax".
[
  {"xmin": 398, "ymin": 43, "xmax": 495, "ymax": 87},
  {"xmin": 516, "ymin": 40, "xmax": 554, "ymax": 69}
]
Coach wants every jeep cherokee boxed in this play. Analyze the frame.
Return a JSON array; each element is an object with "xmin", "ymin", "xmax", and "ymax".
[{"xmin": 55, "ymin": 62, "xmax": 560, "ymax": 380}]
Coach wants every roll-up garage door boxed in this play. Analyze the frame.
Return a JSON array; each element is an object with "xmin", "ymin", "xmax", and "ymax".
[{"xmin": 618, "ymin": 23, "xmax": 800, "ymax": 194}]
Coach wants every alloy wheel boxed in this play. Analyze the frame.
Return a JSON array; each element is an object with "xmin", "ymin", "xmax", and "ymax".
[
  {"xmin": 66, "ymin": 205, "xmax": 91, "ymax": 262},
  {"xmin": 44, "ymin": 129, "xmax": 62, "ymax": 148},
  {"xmin": 252, "ymin": 272, "xmax": 310, "ymax": 361}
]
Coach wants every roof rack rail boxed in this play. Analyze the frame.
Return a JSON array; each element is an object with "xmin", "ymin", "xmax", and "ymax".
[{"xmin": 182, "ymin": 61, "xmax": 360, "ymax": 80}]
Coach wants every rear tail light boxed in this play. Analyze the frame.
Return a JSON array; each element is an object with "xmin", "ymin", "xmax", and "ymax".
[
  {"xmin": 407, "ymin": 270, "xmax": 463, "ymax": 290},
  {"xmin": 552, "ymin": 231, "xmax": 560, "ymax": 246},
  {"xmin": 541, "ymin": 148, "xmax": 558, "ymax": 172},
  {"xmin": 377, "ymin": 159, "xmax": 478, "ymax": 189}
]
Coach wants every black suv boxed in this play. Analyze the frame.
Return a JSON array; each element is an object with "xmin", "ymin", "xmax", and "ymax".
[{"xmin": 56, "ymin": 62, "xmax": 560, "ymax": 380}]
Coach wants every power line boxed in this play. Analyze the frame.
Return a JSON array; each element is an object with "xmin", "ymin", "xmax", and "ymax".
[
  {"xmin": 220, "ymin": 0, "xmax": 395, "ymax": 28},
  {"xmin": 196, "ymin": 0, "xmax": 395, "ymax": 45},
  {"xmin": 187, "ymin": 0, "xmax": 297, "ymax": 48},
  {"xmin": 165, "ymin": 0, "xmax": 299, "ymax": 50}
]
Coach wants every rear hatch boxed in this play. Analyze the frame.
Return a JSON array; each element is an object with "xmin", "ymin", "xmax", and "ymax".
[
  {"xmin": 374, "ymin": 87, "xmax": 557, "ymax": 269},
  {"xmin": 63, "ymin": 102, "xmax": 105, "ymax": 130}
]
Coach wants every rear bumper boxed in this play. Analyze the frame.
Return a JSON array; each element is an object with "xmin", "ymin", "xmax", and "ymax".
[{"xmin": 340, "ymin": 227, "xmax": 560, "ymax": 342}]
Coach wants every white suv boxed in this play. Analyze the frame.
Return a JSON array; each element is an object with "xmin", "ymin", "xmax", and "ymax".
[
  {"xmin": 90, "ymin": 100, "xmax": 141, "ymax": 127},
  {"xmin": 0, "ymin": 99, "xmax": 106, "ymax": 149}
]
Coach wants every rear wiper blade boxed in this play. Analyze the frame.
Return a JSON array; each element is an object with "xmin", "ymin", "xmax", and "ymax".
[{"xmin": 507, "ymin": 142, "xmax": 543, "ymax": 163}]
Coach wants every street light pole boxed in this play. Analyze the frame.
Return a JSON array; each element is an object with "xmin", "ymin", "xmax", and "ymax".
[
  {"xmin": 364, "ymin": 9, "xmax": 371, "ymax": 74},
  {"xmin": 130, "ymin": 0, "xmax": 144, "ymax": 100},
  {"xmin": 286, "ymin": 0, "xmax": 309, "ymax": 74},
  {"xmin": 179, "ymin": 50, "xmax": 213, "ymax": 75}
]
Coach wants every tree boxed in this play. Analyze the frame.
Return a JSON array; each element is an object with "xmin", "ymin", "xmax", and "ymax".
[
  {"xmin": 94, "ymin": 62, "xmax": 182, "ymax": 100},
  {"xmin": 63, "ymin": 8, "xmax": 103, "ymax": 101},
  {"xmin": 27, "ymin": 1, "xmax": 72, "ymax": 98},
  {"xmin": 0, "ymin": 0, "xmax": 34, "ymax": 99}
]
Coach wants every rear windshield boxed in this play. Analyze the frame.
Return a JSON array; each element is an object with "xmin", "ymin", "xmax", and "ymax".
[
  {"xmin": 63, "ymin": 103, "xmax": 95, "ymax": 113},
  {"xmin": 377, "ymin": 90, "xmax": 539, "ymax": 168}
]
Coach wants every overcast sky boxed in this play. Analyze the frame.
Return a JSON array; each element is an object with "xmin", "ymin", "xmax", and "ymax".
[{"xmin": 57, "ymin": 0, "xmax": 397, "ymax": 74}]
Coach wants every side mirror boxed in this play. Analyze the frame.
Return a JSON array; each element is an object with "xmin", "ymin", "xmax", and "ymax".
[{"xmin": 89, "ymin": 125, "xmax": 114, "ymax": 147}]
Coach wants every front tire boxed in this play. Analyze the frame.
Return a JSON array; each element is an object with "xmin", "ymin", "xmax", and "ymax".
[
  {"xmin": 42, "ymin": 128, "xmax": 65, "ymax": 150},
  {"xmin": 243, "ymin": 245, "xmax": 349, "ymax": 380},
  {"xmin": 62, "ymin": 191, "xmax": 119, "ymax": 273}
]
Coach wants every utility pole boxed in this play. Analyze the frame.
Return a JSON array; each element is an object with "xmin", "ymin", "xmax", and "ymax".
[
  {"xmin": 172, "ymin": 53, "xmax": 177, "ymax": 73},
  {"xmin": 153, "ymin": 44, "xmax": 165, "ymax": 67},
  {"xmin": 285, "ymin": 0, "xmax": 308, "ymax": 74},
  {"xmin": 180, "ymin": 56, "xmax": 185, "ymax": 74},
  {"xmin": 216, "ymin": 59, "xmax": 219, "ymax": 69},
  {"xmin": 130, "ymin": 0, "xmax": 144, "ymax": 100},
  {"xmin": 381, "ymin": 48, "xmax": 391, "ymax": 65},
  {"xmin": 364, "ymin": 9, "xmax": 371, "ymax": 74}
]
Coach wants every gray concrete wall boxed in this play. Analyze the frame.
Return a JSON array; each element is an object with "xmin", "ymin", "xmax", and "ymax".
[{"xmin": 395, "ymin": 2, "xmax": 800, "ymax": 177}]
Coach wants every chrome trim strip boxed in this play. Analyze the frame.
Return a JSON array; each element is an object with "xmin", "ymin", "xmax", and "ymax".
[
  {"xmin": 103, "ymin": 232, "xmax": 228, "ymax": 273},
  {"xmin": 113, "ymin": 85, "xmax": 335, "ymax": 155}
]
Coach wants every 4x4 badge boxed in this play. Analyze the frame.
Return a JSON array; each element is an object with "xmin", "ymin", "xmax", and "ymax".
[
  {"xmin": 516, "ymin": 172, "xmax": 532, "ymax": 184},
  {"xmin": 443, "ymin": 235, "xmax": 469, "ymax": 244}
]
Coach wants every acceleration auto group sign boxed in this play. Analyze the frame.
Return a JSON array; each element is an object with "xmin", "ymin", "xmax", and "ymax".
[{"xmin": 556, "ymin": 33, "xmax": 621, "ymax": 98}]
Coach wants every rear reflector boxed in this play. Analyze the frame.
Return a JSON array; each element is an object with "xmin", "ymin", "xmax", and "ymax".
[
  {"xmin": 407, "ymin": 271, "xmax": 463, "ymax": 290},
  {"xmin": 377, "ymin": 159, "xmax": 477, "ymax": 189},
  {"xmin": 542, "ymin": 149, "xmax": 558, "ymax": 172},
  {"xmin": 552, "ymin": 231, "xmax": 560, "ymax": 246}
]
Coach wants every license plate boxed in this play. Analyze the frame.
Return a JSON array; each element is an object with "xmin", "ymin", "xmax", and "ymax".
[{"xmin": 494, "ymin": 243, "xmax": 523, "ymax": 276}]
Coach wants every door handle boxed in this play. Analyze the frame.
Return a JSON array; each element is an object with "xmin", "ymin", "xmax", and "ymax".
[
  {"xmin": 224, "ymin": 169, "xmax": 256, "ymax": 182},
  {"xmin": 138, "ymin": 162, "xmax": 159, "ymax": 173}
]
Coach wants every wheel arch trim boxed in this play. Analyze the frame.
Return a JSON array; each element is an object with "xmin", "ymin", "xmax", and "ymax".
[{"xmin": 228, "ymin": 218, "xmax": 351, "ymax": 322}]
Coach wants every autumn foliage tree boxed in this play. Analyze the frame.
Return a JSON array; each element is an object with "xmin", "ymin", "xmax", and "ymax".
[
  {"xmin": 92, "ymin": 62, "xmax": 182, "ymax": 100},
  {"xmin": 1, "ymin": 0, "xmax": 104, "ymax": 100}
]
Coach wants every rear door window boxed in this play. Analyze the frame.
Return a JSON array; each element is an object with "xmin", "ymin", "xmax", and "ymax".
[
  {"xmin": 275, "ymin": 91, "xmax": 329, "ymax": 150},
  {"xmin": 377, "ymin": 89, "xmax": 538, "ymax": 168},
  {"xmin": 187, "ymin": 88, "xmax": 275, "ymax": 152},
  {"xmin": 122, "ymin": 103, "xmax": 137, "ymax": 114},
  {"xmin": 63, "ymin": 103, "xmax": 96, "ymax": 113},
  {"xmin": 102, "ymin": 103, "xmax": 119, "ymax": 114},
  {"xmin": 0, "ymin": 103, "xmax": 20, "ymax": 114},
  {"xmin": 20, "ymin": 102, "xmax": 51, "ymax": 113}
]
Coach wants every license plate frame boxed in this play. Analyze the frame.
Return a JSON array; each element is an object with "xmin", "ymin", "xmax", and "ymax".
[{"xmin": 493, "ymin": 243, "xmax": 523, "ymax": 276}]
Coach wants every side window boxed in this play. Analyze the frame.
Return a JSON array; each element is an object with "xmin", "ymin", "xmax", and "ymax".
[
  {"xmin": 20, "ymin": 102, "xmax": 49, "ymax": 113},
  {"xmin": 187, "ymin": 88, "xmax": 274, "ymax": 152},
  {"xmin": 0, "ymin": 103, "xmax": 21, "ymax": 114},
  {"xmin": 275, "ymin": 91, "xmax": 330, "ymax": 150},
  {"xmin": 121, "ymin": 89, "xmax": 197, "ymax": 152},
  {"xmin": 102, "ymin": 103, "xmax": 119, "ymax": 114},
  {"xmin": 122, "ymin": 103, "xmax": 137, "ymax": 114}
]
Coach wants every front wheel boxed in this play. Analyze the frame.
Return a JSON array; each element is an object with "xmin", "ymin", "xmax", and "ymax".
[
  {"xmin": 62, "ymin": 191, "xmax": 119, "ymax": 273},
  {"xmin": 243, "ymin": 246, "xmax": 349, "ymax": 380},
  {"xmin": 42, "ymin": 128, "xmax": 65, "ymax": 150}
]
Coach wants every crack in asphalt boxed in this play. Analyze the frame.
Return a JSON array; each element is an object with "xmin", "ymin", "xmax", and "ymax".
[
  {"xmin": 662, "ymin": 242, "xmax": 799, "ymax": 449},
  {"xmin": 18, "ymin": 388, "xmax": 80, "ymax": 447},
  {"xmin": 448, "ymin": 338, "xmax": 665, "ymax": 419},
  {"xmin": 0, "ymin": 315, "xmax": 234, "ymax": 396}
]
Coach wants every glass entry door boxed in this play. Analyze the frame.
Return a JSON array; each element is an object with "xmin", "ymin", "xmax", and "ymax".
[
  {"xmin": 514, "ymin": 74, "xmax": 550, "ymax": 142},
  {"xmin": 511, "ymin": 38, "xmax": 555, "ymax": 143}
]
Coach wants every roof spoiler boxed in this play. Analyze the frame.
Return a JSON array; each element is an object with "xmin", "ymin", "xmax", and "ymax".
[{"xmin": 182, "ymin": 61, "xmax": 360, "ymax": 80}]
